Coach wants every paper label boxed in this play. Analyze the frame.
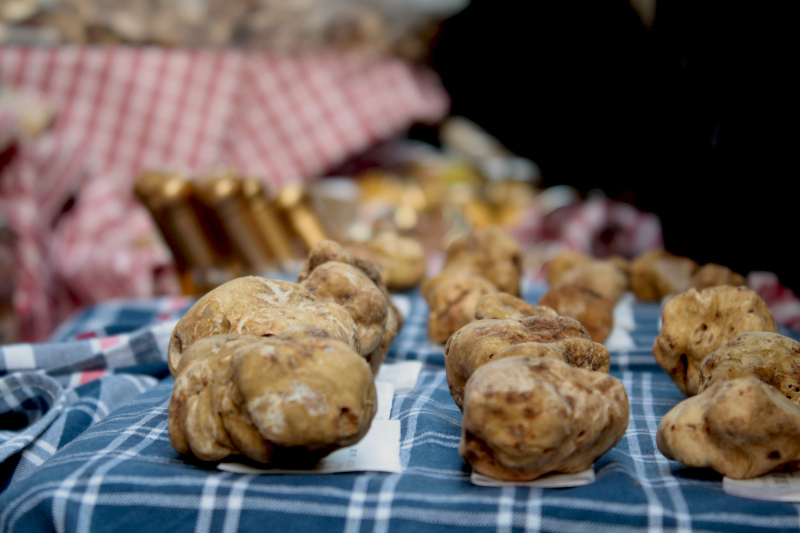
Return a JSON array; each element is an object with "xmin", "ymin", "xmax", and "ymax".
[
  {"xmin": 219, "ymin": 419, "xmax": 402, "ymax": 475},
  {"xmin": 613, "ymin": 293, "xmax": 636, "ymax": 332},
  {"xmin": 471, "ymin": 468, "xmax": 595, "ymax": 488},
  {"xmin": 373, "ymin": 380, "xmax": 394, "ymax": 421},
  {"xmin": 604, "ymin": 327, "xmax": 636, "ymax": 351},
  {"xmin": 375, "ymin": 361, "xmax": 422, "ymax": 395},
  {"xmin": 217, "ymin": 381, "xmax": 401, "ymax": 475},
  {"xmin": 605, "ymin": 294, "xmax": 636, "ymax": 351},
  {"xmin": 389, "ymin": 294, "xmax": 411, "ymax": 321},
  {"xmin": 723, "ymin": 471, "xmax": 800, "ymax": 502}
]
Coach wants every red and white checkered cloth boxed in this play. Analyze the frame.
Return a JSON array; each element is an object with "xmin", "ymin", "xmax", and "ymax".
[
  {"xmin": 0, "ymin": 46, "xmax": 450, "ymax": 341},
  {"xmin": 0, "ymin": 48, "xmax": 448, "ymax": 187},
  {"xmin": 0, "ymin": 107, "xmax": 17, "ymax": 154}
]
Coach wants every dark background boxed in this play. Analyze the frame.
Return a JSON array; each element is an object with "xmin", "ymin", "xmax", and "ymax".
[{"xmin": 425, "ymin": 0, "xmax": 796, "ymax": 291}]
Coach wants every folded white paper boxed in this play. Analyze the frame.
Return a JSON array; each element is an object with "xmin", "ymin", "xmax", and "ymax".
[
  {"xmin": 605, "ymin": 294, "xmax": 636, "ymax": 351},
  {"xmin": 723, "ymin": 471, "xmax": 800, "ymax": 502},
  {"xmin": 373, "ymin": 380, "xmax": 394, "ymax": 421},
  {"xmin": 390, "ymin": 294, "xmax": 411, "ymax": 321},
  {"xmin": 471, "ymin": 468, "xmax": 595, "ymax": 488},
  {"xmin": 613, "ymin": 293, "xmax": 636, "ymax": 332},
  {"xmin": 219, "ymin": 419, "xmax": 402, "ymax": 475},
  {"xmin": 604, "ymin": 327, "xmax": 637, "ymax": 351},
  {"xmin": 375, "ymin": 361, "xmax": 423, "ymax": 395}
]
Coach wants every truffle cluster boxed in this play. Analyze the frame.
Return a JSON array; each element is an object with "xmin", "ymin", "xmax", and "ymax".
[
  {"xmin": 658, "ymin": 332, "xmax": 800, "ymax": 479},
  {"xmin": 342, "ymin": 231, "xmax": 427, "ymax": 292},
  {"xmin": 541, "ymin": 250, "xmax": 630, "ymax": 343},
  {"xmin": 422, "ymin": 226, "xmax": 523, "ymax": 343},
  {"xmin": 653, "ymin": 284, "xmax": 800, "ymax": 479},
  {"xmin": 431, "ymin": 229, "xmax": 629, "ymax": 482},
  {"xmin": 653, "ymin": 285, "xmax": 777, "ymax": 396},
  {"xmin": 168, "ymin": 240, "xmax": 401, "ymax": 465}
]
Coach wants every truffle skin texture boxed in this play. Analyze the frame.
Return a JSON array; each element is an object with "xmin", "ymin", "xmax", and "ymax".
[
  {"xmin": 444, "ymin": 315, "xmax": 610, "ymax": 410},
  {"xmin": 298, "ymin": 239, "xmax": 386, "ymax": 292},
  {"xmin": 657, "ymin": 377, "xmax": 800, "ymax": 479},
  {"xmin": 546, "ymin": 249, "xmax": 592, "ymax": 287},
  {"xmin": 168, "ymin": 277, "xmax": 359, "ymax": 376},
  {"xmin": 364, "ymin": 302, "xmax": 400, "ymax": 375},
  {"xmin": 342, "ymin": 232, "xmax": 427, "ymax": 291},
  {"xmin": 422, "ymin": 273, "xmax": 498, "ymax": 344},
  {"xmin": 298, "ymin": 238, "xmax": 404, "ymax": 372},
  {"xmin": 300, "ymin": 261, "xmax": 388, "ymax": 357},
  {"xmin": 554, "ymin": 260, "xmax": 630, "ymax": 305},
  {"xmin": 169, "ymin": 331, "xmax": 377, "ymax": 465},
  {"xmin": 539, "ymin": 285, "xmax": 614, "ymax": 343},
  {"xmin": 474, "ymin": 292, "xmax": 558, "ymax": 321},
  {"xmin": 699, "ymin": 332, "xmax": 800, "ymax": 406},
  {"xmin": 653, "ymin": 286, "xmax": 777, "ymax": 396},
  {"xmin": 298, "ymin": 240, "xmax": 398, "ymax": 326},
  {"xmin": 169, "ymin": 335, "xmax": 263, "ymax": 462},
  {"xmin": 232, "ymin": 333, "xmax": 376, "ymax": 458},
  {"xmin": 631, "ymin": 250, "xmax": 698, "ymax": 302},
  {"xmin": 443, "ymin": 225, "xmax": 522, "ymax": 296},
  {"xmin": 460, "ymin": 356, "xmax": 629, "ymax": 481},
  {"xmin": 691, "ymin": 263, "xmax": 746, "ymax": 290}
]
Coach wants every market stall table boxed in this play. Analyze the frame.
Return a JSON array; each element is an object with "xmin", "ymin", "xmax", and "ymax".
[{"xmin": 1, "ymin": 283, "xmax": 800, "ymax": 532}]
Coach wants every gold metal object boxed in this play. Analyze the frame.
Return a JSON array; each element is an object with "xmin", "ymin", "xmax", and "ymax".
[
  {"xmin": 242, "ymin": 178, "xmax": 297, "ymax": 270},
  {"xmin": 195, "ymin": 170, "xmax": 274, "ymax": 274},
  {"xmin": 134, "ymin": 171, "xmax": 231, "ymax": 295},
  {"xmin": 277, "ymin": 182, "xmax": 327, "ymax": 251}
]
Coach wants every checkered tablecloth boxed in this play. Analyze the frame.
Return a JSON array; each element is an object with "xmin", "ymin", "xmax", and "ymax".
[
  {"xmin": 0, "ymin": 47, "xmax": 450, "ymax": 342},
  {"xmin": 2, "ymin": 283, "xmax": 800, "ymax": 532}
]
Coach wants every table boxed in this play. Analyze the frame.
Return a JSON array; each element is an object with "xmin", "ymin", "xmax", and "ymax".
[{"xmin": 1, "ymin": 284, "xmax": 799, "ymax": 532}]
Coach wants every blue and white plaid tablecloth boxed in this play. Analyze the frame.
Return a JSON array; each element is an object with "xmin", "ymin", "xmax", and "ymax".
[{"xmin": 1, "ymin": 285, "xmax": 800, "ymax": 533}]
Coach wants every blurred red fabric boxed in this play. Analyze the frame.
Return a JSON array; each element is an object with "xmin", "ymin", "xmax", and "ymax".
[{"xmin": 0, "ymin": 47, "xmax": 450, "ymax": 341}]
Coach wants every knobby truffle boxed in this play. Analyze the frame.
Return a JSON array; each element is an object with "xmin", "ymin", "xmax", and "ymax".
[
  {"xmin": 539, "ymin": 285, "xmax": 614, "ymax": 343},
  {"xmin": 459, "ymin": 356, "xmax": 629, "ymax": 482},
  {"xmin": 342, "ymin": 231, "xmax": 426, "ymax": 291},
  {"xmin": 441, "ymin": 225, "xmax": 522, "ymax": 296},
  {"xmin": 423, "ymin": 273, "xmax": 498, "ymax": 344},
  {"xmin": 630, "ymin": 250, "xmax": 697, "ymax": 302},
  {"xmin": 658, "ymin": 332, "xmax": 800, "ymax": 479},
  {"xmin": 658, "ymin": 377, "xmax": 800, "ymax": 479},
  {"xmin": 653, "ymin": 285, "xmax": 777, "ymax": 395},
  {"xmin": 444, "ymin": 315, "xmax": 610, "ymax": 410},
  {"xmin": 168, "ymin": 277, "xmax": 360, "ymax": 375},
  {"xmin": 298, "ymin": 239, "xmax": 404, "ymax": 374},
  {"xmin": 549, "ymin": 254, "xmax": 629, "ymax": 305},
  {"xmin": 169, "ymin": 332, "xmax": 377, "ymax": 465},
  {"xmin": 474, "ymin": 292, "xmax": 558, "ymax": 321}
]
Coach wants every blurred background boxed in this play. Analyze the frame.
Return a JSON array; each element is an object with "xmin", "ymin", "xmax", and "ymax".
[
  {"xmin": 428, "ymin": 0, "xmax": 794, "ymax": 283},
  {"xmin": 0, "ymin": 0, "xmax": 794, "ymax": 343}
]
